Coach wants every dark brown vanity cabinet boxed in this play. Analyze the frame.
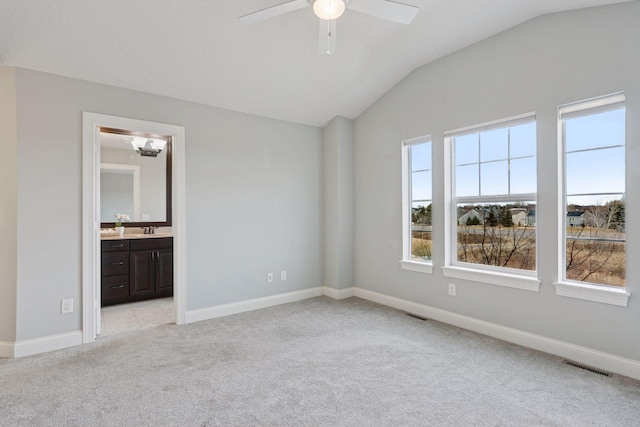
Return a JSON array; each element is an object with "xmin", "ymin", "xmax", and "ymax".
[
  {"xmin": 129, "ymin": 238, "xmax": 173, "ymax": 299},
  {"xmin": 101, "ymin": 237, "xmax": 173, "ymax": 306}
]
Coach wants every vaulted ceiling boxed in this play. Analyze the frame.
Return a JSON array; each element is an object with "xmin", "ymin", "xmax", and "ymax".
[{"xmin": 0, "ymin": 0, "xmax": 631, "ymax": 126}]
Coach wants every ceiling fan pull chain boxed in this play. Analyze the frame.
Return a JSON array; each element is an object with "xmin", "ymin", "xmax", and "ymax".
[
  {"xmin": 326, "ymin": 20, "xmax": 333, "ymax": 55},
  {"xmin": 319, "ymin": 18, "xmax": 337, "ymax": 55}
]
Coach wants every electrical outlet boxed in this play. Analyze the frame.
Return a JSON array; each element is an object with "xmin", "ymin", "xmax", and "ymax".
[
  {"xmin": 281, "ymin": 271, "xmax": 287, "ymax": 281},
  {"xmin": 61, "ymin": 298, "xmax": 74, "ymax": 314},
  {"xmin": 448, "ymin": 283, "xmax": 456, "ymax": 297},
  {"xmin": 267, "ymin": 273, "xmax": 274, "ymax": 283}
]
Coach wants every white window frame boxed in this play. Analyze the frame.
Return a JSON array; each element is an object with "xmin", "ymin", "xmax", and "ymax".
[
  {"xmin": 443, "ymin": 113, "xmax": 541, "ymax": 291},
  {"xmin": 553, "ymin": 92, "xmax": 630, "ymax": 307},
  {"xmin": 400, "ymin": 136, "xmax": 433, "ymax": 274}
]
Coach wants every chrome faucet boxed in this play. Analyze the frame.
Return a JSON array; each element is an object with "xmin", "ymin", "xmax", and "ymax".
[{"xmin": 141, "ymin": 226, "xmax": 158, "ymax": 234}]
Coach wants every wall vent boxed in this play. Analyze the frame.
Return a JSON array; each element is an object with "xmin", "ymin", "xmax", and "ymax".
[
  {"xmin": 563, "ymin": 360, "xmax": 611, "ymax": 377},
  {"xmin": 405, "ymin": 312, "xmax": 429, "ymax": 321}
]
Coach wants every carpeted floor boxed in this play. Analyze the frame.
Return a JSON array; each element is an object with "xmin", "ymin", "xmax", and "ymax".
[{"xmin": 1, "ymin": 296, "xmax": 639, "ymax": 426}]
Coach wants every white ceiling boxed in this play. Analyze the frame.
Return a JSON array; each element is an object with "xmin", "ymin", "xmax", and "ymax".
[{"xmin": 0, "ymin": 0, "xmax": 631, "ymax": 127}]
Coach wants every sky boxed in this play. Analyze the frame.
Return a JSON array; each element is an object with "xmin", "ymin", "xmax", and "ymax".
[
  {"xmin": 564, "ymin": 108, "xmax": 625, "ymax": 206},
  {"xmin": 410, "ymin": 107, "xmax": 625, "ymax": 208}
]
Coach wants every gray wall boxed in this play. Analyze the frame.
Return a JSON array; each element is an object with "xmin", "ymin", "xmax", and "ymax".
[
  {"xmin": 13, "ymin": 68, "xmax": 322, "ymax": 340},
  {"xmin": 354, "ymin": 2, "xmax": 640, "ymax": 361},
  {"xmin": 0, "ymin": 66, "xmax": 18, "ymax": 342}
]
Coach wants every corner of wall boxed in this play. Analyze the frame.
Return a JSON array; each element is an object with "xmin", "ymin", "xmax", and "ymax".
[
  {"xmin": 322, "ymin": 116, "xmax": 355, "ymax": 290},
  {"xmin": 0, "ymin": 65, "xmax": 18, "ymax": 343}
]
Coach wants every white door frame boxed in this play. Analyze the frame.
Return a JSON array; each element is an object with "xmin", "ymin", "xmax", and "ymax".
[{"xmin": 82, "ymin": 112, "xmax": 186, "ymax": 344}]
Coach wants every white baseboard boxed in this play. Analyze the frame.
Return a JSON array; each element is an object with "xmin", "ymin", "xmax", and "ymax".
[
  {"xmin": 0, "ymin": 341, "xmax": 13, "ymax": 358},
  {"xmin": 5, "ymin": 286, "xmax": 340, "ymax": 358},
  {"xmin": 8, "ymin": 331, "xmax": 83, "ymax": 358},
  {"xmin": 7, "ymin": 287, "xmax": 637, "ymax": 381},
  {"xmin": 354, "ymin": 288, "xmax": 640, "ymax": 381},
  {"xmin": 185, "ymin": 287, "xmax": 324, "ymax": 324},
  {"xmin": 323, "ymin": 286, "xmax": 355, "ymax": 300}
]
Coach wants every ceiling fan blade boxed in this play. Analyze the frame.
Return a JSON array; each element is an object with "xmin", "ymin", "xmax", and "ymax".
[
  {"xmin": 318, "ymin": 19, "xmax": 337, "ymax": 55},
  {"xmin": 239, "ymin": 0, "xmax": 309, "ymax": 24},
  {"xmin": 347, "ymin": 0, "xmax": 419, "ymax": 25}
]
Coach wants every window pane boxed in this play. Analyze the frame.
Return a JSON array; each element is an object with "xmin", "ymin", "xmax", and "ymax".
[
  {"xmin": 565, "ymin": 108, "xmax": 625, "ymax": 152},
  {"xmin": 566, "ymin": 147, "xmax": 624, "ymax": 195},
  {"xmin": 565, "ymin": 200, "xmax": 625, "ymax": 287},
  {"xmin": 411, "ymin": 143, "xmax": 431, "ymax": 172},
  {"xmin": 510, "ymin": 157, "xmax": 536, "ymax": 194},
  {"xmin": 411, "ymin": 202, "xmax": 432, "ymax": 261},
  {"xmin": 480, "ymin": 128, "xmax": 508, "ymax": 162},
  {"xmin": 563, "ymin": 97, "xmax": 625, "ymax": 288},
  {"xmin": 565, "ymin": 239, "xmax": 625, "ymax": 287},
  {"xmin": 411, "ymin": 170, "xmax": 432, "ymax": 201},
  {"xmin": 405, "ymin": 138, "xmax": 432, "ymax": 264},
  {"xmin": 456, "ymin": 202, "xmax": 536, "ymax": 271},
  {"xmin": 481, "ymin": 161, "xmax": 508, "ymax": 196},
  {"xmin": 455, "ymin": 134, "xmax": 478, "ymax": 165},
  {"xmin": 455, "ymin": 164, "xmax": 479, "ymax": 197},
  {"xmin": 510, "ymin": 122, "xmax": 536, "ymax": 158},
  {"xmin": 450, "ymin": 117, "xmax": 536, "ymax": 275}
]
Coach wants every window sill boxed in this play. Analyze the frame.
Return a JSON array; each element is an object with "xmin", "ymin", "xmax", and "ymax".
[
  {"xmin": 442, "ymin": 266, "xmax": 540, "ymax": 292},
  {"xmin": 553, "ymin": 281, "xmax": 630, "ymax": 307},
  {"xmin": 400, "ymin": 260, "xmax": 433, "ymax": 274}
]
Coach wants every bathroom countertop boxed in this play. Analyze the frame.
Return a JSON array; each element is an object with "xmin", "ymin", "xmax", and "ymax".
[{"xmin": 101, "ymin": 233, "xmax": 172, "ymax": 240}]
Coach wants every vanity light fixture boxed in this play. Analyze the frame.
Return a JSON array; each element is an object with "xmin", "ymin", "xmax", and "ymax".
[{"xmin": 130, "ymin": 137, "xmax": 167, "ymax": 157}]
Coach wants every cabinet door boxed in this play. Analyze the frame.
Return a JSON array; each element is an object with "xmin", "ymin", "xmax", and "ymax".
[
  {"xmin": 130, "ymin": 250, "xmax": 155, "ymax": 297},
  {"xmin": 155, "ymin": 248, "xmax": 173, "ymax": 296}
]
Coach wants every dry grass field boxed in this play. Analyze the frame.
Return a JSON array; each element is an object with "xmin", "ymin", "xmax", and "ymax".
[
  {"xmin": 565, "ymin": 227, "xmax": 625, "ymax": 287},
  {"xmin": 411, "ymin": 226, "xmax": 625, "ymax": 287}
]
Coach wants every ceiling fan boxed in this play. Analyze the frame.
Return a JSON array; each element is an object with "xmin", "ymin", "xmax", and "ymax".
[{"xmin": 240, "ymin": 0, "xmax": 419, "ymax": 55}]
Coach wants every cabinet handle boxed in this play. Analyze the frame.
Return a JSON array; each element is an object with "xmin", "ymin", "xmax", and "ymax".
[
  {"xmin": 111, "ymin": 284, "xmax": 125, "ymax": 289},
  {"xmin": 110, "ymin": 244, "xmax": 124, "ymax": 248},
  {"xmin": 111, "ymin": 261, "xmax": 124, "ymax": 265}
]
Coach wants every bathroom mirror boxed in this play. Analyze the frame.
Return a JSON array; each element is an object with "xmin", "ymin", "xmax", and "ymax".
[{"xmin": 100, "ymin": 128, "xmax": 172, "ymax": 227}]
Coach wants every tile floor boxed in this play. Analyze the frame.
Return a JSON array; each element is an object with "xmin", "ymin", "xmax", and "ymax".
[{"xmin": 100, "ymin": 297, "xmax": 173, "ymax": 336}]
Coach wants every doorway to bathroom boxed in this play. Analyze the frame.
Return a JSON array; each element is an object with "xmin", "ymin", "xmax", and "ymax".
[{"xmin": 82, "ymin": 113, "xmax": 186, "ymax": 344}]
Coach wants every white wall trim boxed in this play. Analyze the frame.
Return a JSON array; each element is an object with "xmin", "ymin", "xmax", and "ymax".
[
  {"xmin": 553, "ymin": 281, "xmax": 630, "ymax": 307},
  {"xmin": 11, "ymin": 331, "xmax": 83, "ymax": 359},
  {"xmin": 442, "ymin": 265, "xmax": 541, "ymax": 292},
  {"xmin": 323, "ymin": 286, "xmax": 356, "ymax": 300},
  {"xmin": 185, "ymin": 285, "xmax": 356, "ymax": 325},
  {"xmin": 185, "ymin": 287, "xmax": 324, "ymax": 324},
  {"xmin": 353, "ymin": 287, "xmax": 640, "ymax": 381},
  {"xmin": 400, "ymin": 260, "xmax": 433, "ymax": 274},
  {"xmin": 0, "ymin": 341, "xmax": 13, "ymax": 358}
]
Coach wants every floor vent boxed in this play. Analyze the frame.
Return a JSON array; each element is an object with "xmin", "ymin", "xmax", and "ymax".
[
  {"xmin": 405, "ymin": 313, "xmax": 429, "ymax": 321},
  {"xmin": 564, "ymin": 360, "xmax": 611, "ymax": 377}
]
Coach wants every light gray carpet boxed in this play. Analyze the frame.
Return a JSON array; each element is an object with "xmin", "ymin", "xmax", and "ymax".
[{"xmin": 1, "ymin": 296, "xmax": 639, "ymax": 426}]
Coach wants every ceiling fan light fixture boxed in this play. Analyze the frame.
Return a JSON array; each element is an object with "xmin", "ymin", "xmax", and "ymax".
[{"xmin": 313, "ymin": 0, "xmax": 346, "ymax": 21}]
